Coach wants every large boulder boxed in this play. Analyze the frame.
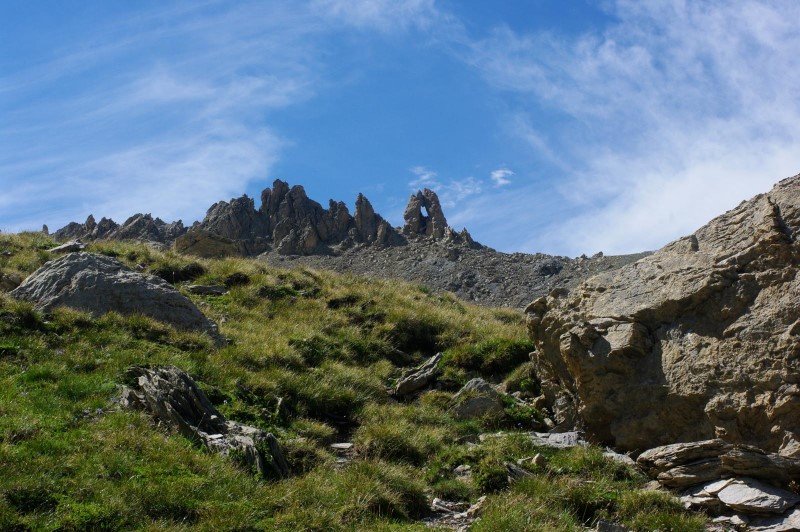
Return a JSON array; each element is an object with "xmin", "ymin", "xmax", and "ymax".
[
  {"xmin": 526, "ymin": 174, "xmax": 800, "ymax": 452},
  {"xmin": 10, "ymin": 252, "xmax": 221, "ymax": 340},
  {"xmin": 121, "ymin": 366, "xmax": 289, "ymax": 478}
]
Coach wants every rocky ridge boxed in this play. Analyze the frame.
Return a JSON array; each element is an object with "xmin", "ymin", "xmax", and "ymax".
[{"xmin": 52, "ymin": 179, "xmax": 645, "ymax": 307}]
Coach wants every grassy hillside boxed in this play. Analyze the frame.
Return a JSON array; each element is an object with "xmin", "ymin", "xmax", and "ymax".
[{"xmin": 0, "ymin": 232, "xmax": 704, "ymax": 531}]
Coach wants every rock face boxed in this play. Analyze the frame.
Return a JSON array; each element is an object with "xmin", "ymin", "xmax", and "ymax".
[
  {"xmin": 10, "ymin": 253, "xmax": 220, "ymax": 340},
  {"xmin": 121, "ymin": 366, "xmax": 289, "ymax": 478},
  {"xmin": 527, "ymin": 174, "xmax": 800, "ymax": 452}
]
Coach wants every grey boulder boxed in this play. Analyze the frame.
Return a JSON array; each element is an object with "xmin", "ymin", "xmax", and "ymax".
[
  {"xmin": 716, "ymin": 478, "xmax": 800, "ymax": 514},
  {"xmin": 10, "ymin": 252, "xmax": 220, "ymax": 340}
]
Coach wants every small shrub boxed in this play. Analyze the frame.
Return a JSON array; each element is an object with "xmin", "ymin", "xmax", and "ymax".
[
  {"xmin": 151, "ymin": 260, "xmax": 205, "ymax": 283},
  {"xmin": 503, "ymin": 361, "xmax": 540, "ymax": 397},
  {"xmin": 432, "ymin": 478, "xmax": 473, "ymax": 501},
  {"xmin": 224, "ymin": 272, "xmax": 251, "ymax": 288},
  {"xmin": 445, "ymin": 338, "xmax": 534, "ymax": 377},
  {"xmin": 5, "ymin": 485, "xmax": 57, "ymax": 514},
  {"xmin": 473, "ymin": 457, "xmax": 508, "ymax": 493},
  {"xmin": 386, "ymin": 315, "xmax": 447, "ymax": 354}
]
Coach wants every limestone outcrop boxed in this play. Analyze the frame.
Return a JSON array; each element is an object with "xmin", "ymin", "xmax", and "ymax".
[
  {"xmin": 526, "ymin": 173, "xmax": 800, "ymax": 452},
  {"xmin": 121, "ymin": 366, "xmax": 289, "ymax": 478},
  {"xmin": 10, "ymin": 252, "xmax": 221, "ymax": 341}
]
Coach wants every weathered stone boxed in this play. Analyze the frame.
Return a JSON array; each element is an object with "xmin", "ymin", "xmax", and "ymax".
[
  {"xmin": 711, "ymin": 514, "xmax": 749, "ymax": 530},
  {"xmin": 530, "ymin": 431, "xmax": 586, "ymax": 449},
  {"xmin": 637, "ymin": 440, "xmax": 728, "ymax": 477},
  {"xmin": 717, "ymin": 478, "xmax": 800, "ymax": 514},
  {"xmin": 603, "ymin": 448, "xmax": 637, "ymax": 467},
  {"xmin": 395, "ymin": 353, "xmax": 442, "ymax": 396},
  {"xmin": 750, "ymin": 508, "xmax": 800, "ymax": 531},
  {"xmin": 527, "ymin": 173, "xmax": 800, "ymax": 452},
  {"xmin": 451, "ymin": 378, "xmax": 504, "ymax": 420},
  {"xmin": 638, "ymin": 440, "xmax": 800, "ymax": 489},
  {"xmin": 121, "ymin": 366, "xmax": 289, "ymax": 478},
  {"xmin": 505, "ymin": 461, "xmax": 533, "ymax": 482},
  {"xmin": 10, "ymin": 253, "xmax": 221, "ymax": 341},
  {"xmin": 48, "ymin": 240, "xmax": 86, "ymax": 253}
]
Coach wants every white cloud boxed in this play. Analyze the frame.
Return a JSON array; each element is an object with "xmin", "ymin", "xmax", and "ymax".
[
  {"xmin": 490, "ymin": 168, "xmax": 513, "ymax": 187},
  {"xmin": 409, "ymin": 165, "xmax": 440, "ymax": 188},
  {"xmin": 460, "ymin": 0, "xmax": 800, "ymax": 254}
]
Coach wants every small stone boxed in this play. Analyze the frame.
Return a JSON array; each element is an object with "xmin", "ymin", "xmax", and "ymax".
[
  {"xmin": 453, "ymin": 464, "xmax": 472, "ymax": 476},
  {"xmin": 603, "ymin": 448, "xmax": 636, "ymax": 467},
  {"xmin": 596, "ymin": 519, "xmax": 629, "ymax": 531}
]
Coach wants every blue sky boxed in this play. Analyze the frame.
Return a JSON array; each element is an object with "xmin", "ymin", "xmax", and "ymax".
[{"xmin": 2, "ymin": 1, "xmax": 799, "ymax": 255}]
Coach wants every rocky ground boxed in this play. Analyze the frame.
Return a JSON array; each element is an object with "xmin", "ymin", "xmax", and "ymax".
[
  {"xmin": 0, "ymin": 233, "xmax": 705, "ymax": 531},
  {"xmin": 261, "ymin": 238, "xmax": 647, "ymax": 308}
]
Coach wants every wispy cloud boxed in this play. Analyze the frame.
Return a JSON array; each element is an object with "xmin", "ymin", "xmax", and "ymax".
[
  {"xmin": 313, "ymin": 0, "xmax": 442, "ymax": 33},
  {"xmin": 457, "ymin": 0, "xmax": 800, "ymax": 254},
  {"xmin": 409, "ymin": 165, "xmax": 440, "ymax": 188},
  {"xmin": 490, "ymin": 168, "xmax": 513, "ymax": 187}
]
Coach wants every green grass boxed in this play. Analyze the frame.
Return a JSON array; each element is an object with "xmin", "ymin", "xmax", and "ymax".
[{"xmin": 0, "ymin": 232, "xmax": 704, "ymax": 530}]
